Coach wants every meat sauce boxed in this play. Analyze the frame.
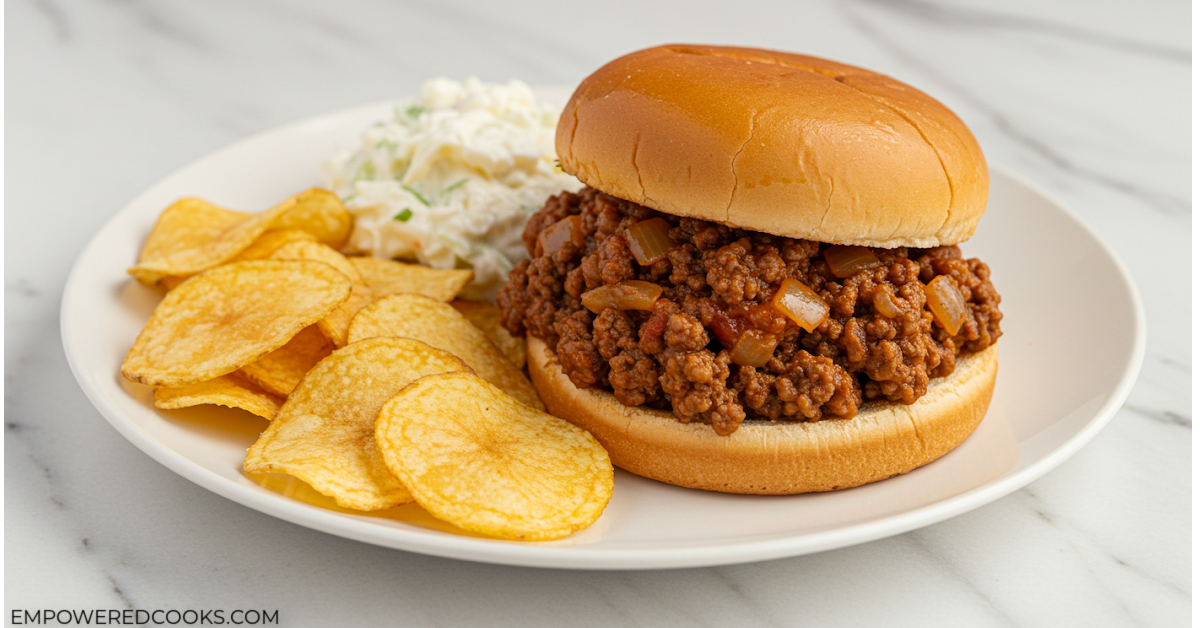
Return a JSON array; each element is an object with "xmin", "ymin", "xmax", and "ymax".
[{"xmin": 498, "ymin": 187, "xmax": 1003, "ymax": 435}]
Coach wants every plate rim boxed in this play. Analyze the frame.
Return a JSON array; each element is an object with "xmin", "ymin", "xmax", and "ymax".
[{"xmin": 59, "ymin": 100, "xmax": 1146, "ymax": 570}]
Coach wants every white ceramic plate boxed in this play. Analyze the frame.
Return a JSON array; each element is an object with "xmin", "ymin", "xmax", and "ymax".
[{"xmin": 61, "ymin": 90, "xmax": 1144, "ymax": 570}]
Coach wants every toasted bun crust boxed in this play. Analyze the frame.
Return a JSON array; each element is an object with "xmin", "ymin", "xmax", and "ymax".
[
  {"xmin": 528, "ymin": 336, "xmax": 998, "ymax": 494},
  {"xmin": 556, "ymin": 45, "xmax": 989, "ymax": 248}
]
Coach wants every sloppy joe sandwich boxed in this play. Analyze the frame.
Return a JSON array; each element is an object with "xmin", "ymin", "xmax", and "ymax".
[{"xmin": 497, "ymin": 45, "xmax": 1002, "ymax": 494}]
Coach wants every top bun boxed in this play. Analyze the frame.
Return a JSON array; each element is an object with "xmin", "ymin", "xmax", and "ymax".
[{"xmin": 556, "ymin": 45, "xmax": 989, "ymax": 248}]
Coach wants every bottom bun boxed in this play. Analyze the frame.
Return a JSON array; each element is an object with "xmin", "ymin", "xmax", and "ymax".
[{"xmin": 528, "ymin": 336, "xmax": 998, "ymax": 495}]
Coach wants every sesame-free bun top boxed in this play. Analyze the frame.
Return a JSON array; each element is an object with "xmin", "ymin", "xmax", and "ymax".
[{"xmin": 556, "ymin": 45, "xmax": 989, "ymax": 248}]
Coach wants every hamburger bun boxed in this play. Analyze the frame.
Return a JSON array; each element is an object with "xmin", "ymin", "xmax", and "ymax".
[
  {"xmin": 529, "ymin": 336, "xmax": 998, "ymax": 494},
  {"xmin": 556, "ymin": 44, "xmax": 989, "ymax": 248}
]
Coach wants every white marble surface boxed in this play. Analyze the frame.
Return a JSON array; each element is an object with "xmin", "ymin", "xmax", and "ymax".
[{"xmin": 5, "ymin": 0, "xmax": 1189, "ymax": 625}]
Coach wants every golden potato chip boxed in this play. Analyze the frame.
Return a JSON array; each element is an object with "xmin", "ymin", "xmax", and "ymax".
[
  {"xmin": 348, "ymin": 294, "xmax": 544, "ymax": 410},
  {"xmin": 154, "ymin": 230, "xmax": 322, "ymax": 291},
  {"xmin": 376, "ymin": 372, "xmax": 613, "ymax": 541},
  {"xmin": 269, "ymin": 240, "xmax": 372, "ymax": 347},
  {"xmin": 130, "ymin": 198, "xmax": 251, "ymax": 287},
  {"xmin": 130, "ymin": 202, "xmax": 281, "ymax": 285},
  {"xmin": 231, "ymin": 229, "xmax": 319, "ymax": 263},
  {"xmin": 239, "ymin": 325, "xmax": 332, "ymax": 397},
  {"xmin": 349, "ymin": 257, "xmax": 472, "ymax": 302},
  {"xmin": 244, "ymin": 337, "xmax": 470, "ymax": 511},
  {"xmin": 158, "ymin": 275, "xmax": 188, "ymax": 292},
  {"xmin": 268, "ymin": 188, "xmax": 353, "ymax": 250},
  {"xmin": 129, "ymin": 189, "xmax": 352, "ymax": 286},
  {"xmin": 452, "ymin": 300, "xmax": 526, "ymax": 369},
  {"xmin": 154, "ymin": 373, "xmax": 283, "ymax": 420},
  {"xmin": 121, "ymin": 260, "xmax": 351, "ymax": 388}
]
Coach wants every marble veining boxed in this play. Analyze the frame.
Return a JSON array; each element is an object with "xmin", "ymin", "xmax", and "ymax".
[
  {"xmin": 6, "ymin": 0, "xmax": 1189, "ymax": 626},
  {"xmin": 1121, "ymin": 403, "xmax": 1190, "ymax": 428}
]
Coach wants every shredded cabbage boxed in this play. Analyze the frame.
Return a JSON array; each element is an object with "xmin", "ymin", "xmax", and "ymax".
[{"xmin": 321, "ymin": 77, "xmax": 581, "ymax": 301}]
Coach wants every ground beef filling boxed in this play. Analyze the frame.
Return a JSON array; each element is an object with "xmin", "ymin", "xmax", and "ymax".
[{"xmin": 498, "ymin": 188, "xmax": 1002, "ymax": 436}]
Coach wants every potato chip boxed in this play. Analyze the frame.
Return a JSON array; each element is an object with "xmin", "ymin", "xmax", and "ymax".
[
  {"xmin": 121, "ymin": 260, "xmax": 351, "ymax": 388},
  {"xmin": 376, "ymin": 372, "xmax": 613, "ymax": 541},
  {"xmin": 269, "ymin": 240, "xmax": 372, "ymax": 346},
  {"xmin": 154, "ymin": 230, "xmax": 322, "ymax": 291},
  {"xmin": 158, "ymin": 275, "xmax": 188, "ymax": 292},
  {"xmin": 349, "ymin": 257, "xmax": 472, "ymax": 302},
  {"xmin": 238, "ymin": 325, "xmax": 332, "ymax": 397},
  {"xmin": 154, "ymin": 373, "xmax": 283, "ymax": 420},
  {"xmin": 130, "ymin": 202, "xmax": 282, "ymax": 286},
  {"xmin": 230, "ymin": 229, "xmax": 319, "ymax": 263},
  {"xmin": 129, "ymin": 189, "xmax": 351, "ymax": 286},
  {"xmin": 268, "ymin": 188, "xmax": 353, "ymax": 250},
  {"xmin": 243, "ymin": 337, "xmax": 469, "ymax": 511},
  {"xmin": 130, "ymin": 198, "xmax": 251, "ymax": 287},
  {"xmin": 348, "ymin": 294, "xmax": 544, "ymax": 410},
  {"xmin": 452, "ymin": 300, "xmax": 526, "ymax": 369}
]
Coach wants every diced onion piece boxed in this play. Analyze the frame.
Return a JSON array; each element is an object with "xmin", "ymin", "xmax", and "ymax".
[
  {"xmin": 770, "ymin": 278, "xmax": 829, "ymax": 333},
  {"xmin": 580, "ymin": 280, "xmax": 663, "ymax": 313},
  {"xmin": 924, "ymin": 275, "xmax": 967, "ymax": 335},
  {"xmin": 823, "ymin": 245, "xmax": 881, "ymax": 278},
  {"xmin": 623, "ymin": 217, "xmax": 673, "ymax": 265},
  {"xmin": 873, "ymin": 289, "xmax": 904, "ymax": 318},
  {"xmin": 730, "ymin": 330, "xmax": 779, "ymax": 368},
  {"xmin": 538, "ymin": 215, "xmax": 583, "ymax": 257}
]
